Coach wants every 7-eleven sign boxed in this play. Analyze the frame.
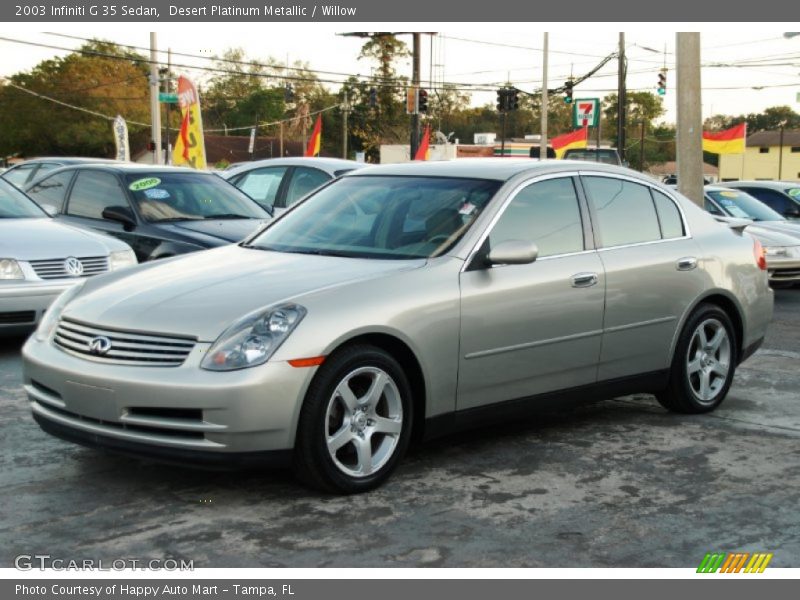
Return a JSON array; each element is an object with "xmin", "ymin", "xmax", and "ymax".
[{"xmin": 573, "ymin": 98, "xmax": 600, "ymax": 128}]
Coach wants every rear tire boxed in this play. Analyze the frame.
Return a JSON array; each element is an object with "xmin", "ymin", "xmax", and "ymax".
[
  {"xmin": 293, "ymin": 344, "xmax": 413, "ymax": 494},
  {"xmin": 656, "ymin": 304, "xmax": 737, "ymax": 414}
]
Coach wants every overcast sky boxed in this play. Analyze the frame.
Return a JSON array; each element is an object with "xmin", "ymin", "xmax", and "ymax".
[{"xmin": 2, "ymin": 23, "xmax": 799, "ymax": 128}]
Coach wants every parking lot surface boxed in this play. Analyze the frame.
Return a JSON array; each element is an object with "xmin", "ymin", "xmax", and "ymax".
[{"xmin": 1, "ymin": 291, "xmax": 798, "ymax": 568}]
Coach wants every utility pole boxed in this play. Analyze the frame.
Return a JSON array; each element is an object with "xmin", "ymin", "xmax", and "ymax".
[
  {"xmin": 149, "ymin": 32, "xmax": 162, "ymax": 165},
  {"xmin": 617, "ymin": 32, "xmax": 626, "ymax": 162},
  {"xmin": 411, "ymin": 33, "xmax": 421, "ymax": 159},
  {"xmin": 778, "ymin": 121, "xmax": 786, "ymax": 179},
  {"xmin": 540, "ymin": 32, "xmax": 549, "ymax": 160},
  {"xmin": 165, "ymin": 48, "xmax": 172, "ymax": 165},
  {"xmin": 342, "ymin": 90, "xmax": 349, "ymax": 159},
  {"xmin": 676, "ymin": 32, "xmax": 703, "ymax": 206}
]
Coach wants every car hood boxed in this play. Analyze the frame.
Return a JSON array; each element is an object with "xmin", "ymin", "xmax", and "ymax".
[
  {"xmin": 157, "ymin": 218, "xmax": 270, "ymax": 244},
  {"xmin": 65, "ymin": 245, "xmax": 425, "ymax": 341},
  {"xmin": 0, "ymin": 218, "xmax": 128, "ymax": 260},
  {"xmin": 746, "ymin": 223, "xmax": 800, "ymax": 246}
]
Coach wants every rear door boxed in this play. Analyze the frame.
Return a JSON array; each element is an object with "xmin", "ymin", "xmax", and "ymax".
[
  {"xmin": 581, "ymin": 174, "xmax": 705, "ymax": 381},
  {"xmin": 457, "ymin": 174, "xmax": 605, "ymax": 410}
]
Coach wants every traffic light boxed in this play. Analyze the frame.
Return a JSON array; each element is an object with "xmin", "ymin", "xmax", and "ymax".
[
  {"xmin": 509, "ymin": 88, "xmax": 520, "ymax": 111},
  {"xmin": 418, "ymin": 88, "xmax": 429, "ymax": 113},
  {"xmin": 284, "ymin": 84, "xmax": 295, "ymax": 103},
  {"xmin": 496, "ymin": 88, "xmax": 508, "ymax": 112},
  {"xmin": 657, "ymin": 69, "xmax": 667, "ymax": 96},
  {"xmin": 369, "ymin": 87, "xmax": 378, "ymax": 108},
  {"xmin": 564, "ymin": 80, "xmax": 574, "ymax": 104}
]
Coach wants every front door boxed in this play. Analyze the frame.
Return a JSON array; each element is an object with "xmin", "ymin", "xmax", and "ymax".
[{"xmin": 458, "ymin": 175, "xmax": 605, "ymax": 410}]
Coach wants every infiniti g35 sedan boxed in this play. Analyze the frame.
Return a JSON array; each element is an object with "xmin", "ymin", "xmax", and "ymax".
[
  {"xmin": 23, "ymin": 160, "xmax": 773, "ymax": 493},
  {"xmin": 1, "ymin": 178, "xmax": 137, "ymax": 336}
]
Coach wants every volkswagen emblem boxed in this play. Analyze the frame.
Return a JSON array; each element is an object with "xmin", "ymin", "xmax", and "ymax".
[
  {"xmin": 64, "ymin": 257, "xmax": 84, "ymax": 277},
  {"xmin": 89, "ymin": 336, "xmax": 112, "ymax": 356}
]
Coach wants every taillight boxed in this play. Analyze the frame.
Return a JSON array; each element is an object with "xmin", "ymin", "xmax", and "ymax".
[{"xmin": 753, "ymin": 238, "xmax": 767, "ymax": 271}]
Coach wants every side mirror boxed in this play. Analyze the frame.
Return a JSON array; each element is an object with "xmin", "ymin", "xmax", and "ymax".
[
  {"xmin": 102, "ymin": 205, "xmax": 136, "ymax": 230},
  {"xmin": 487, "ymin": 240, "xmax": 539, "ymax": 266}
]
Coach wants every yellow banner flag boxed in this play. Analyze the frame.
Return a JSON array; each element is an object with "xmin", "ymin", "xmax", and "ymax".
[{"xmin": 173, "ymin": 76, "xmax": 207, "ymax": 169}]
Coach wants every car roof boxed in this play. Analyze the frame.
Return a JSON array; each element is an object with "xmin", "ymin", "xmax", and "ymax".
[
  {"xmin": 343, "ymin": 158, "xmax": 641, "ymax": 182},
  {"xmin": 724, "ymin": 180, "xmax": 799, "ymax": 190},
  {"xmin": 224, "ymin": 156, "xmax": 365, "ymax": 177},
  {"xmin": 44, "ymin": 163, "xmax": 218, "ymax": 175},
  {"xmin": 14, "ymin": 157, "xmax": 120, "ymax": 165}
]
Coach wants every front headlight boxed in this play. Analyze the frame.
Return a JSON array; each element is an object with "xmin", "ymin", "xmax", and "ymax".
[
  {"xmin": 201, "ymin": 304, "xmax": 307, "ymax": 371},
  {"xmin": 763, "ymin": 246, "xmax": 789, "ymax": 257},
  {"xmin": 0, "ymin": 258, "xmax": 24, "ymax": 280},
  {"xmin": 109, "ymin": 249, "xmax": 138, "ymax": 271},
  {"xmin": 35, "ymin": 281, "xmax": 86, "ymax": 342}
]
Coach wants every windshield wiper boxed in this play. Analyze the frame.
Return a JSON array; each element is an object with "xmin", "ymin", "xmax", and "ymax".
[
  {"xmin": 204, "ymin": 213, "xmax": 251, "ymax": 220},
  {"xmin": 152, "ymin": 217, "xmax": 204, "ymax": 222}
]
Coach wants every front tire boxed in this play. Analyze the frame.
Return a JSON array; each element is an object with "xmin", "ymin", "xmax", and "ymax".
[
  {"xmin": 657, "ymin": 304, "xmax": 737, "ymax": 414},
  {"xmin": 293, "ymin": 344, "xmax": 413, "ymax": 494}
]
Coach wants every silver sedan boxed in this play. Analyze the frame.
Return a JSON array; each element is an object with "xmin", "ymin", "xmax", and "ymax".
[
  {"xmin": 1, "ymin": 179, "xmax": 137, "ymax": 336},
  {"xmin": 23, "ymin": 160, "xmax": 773, "ymax": 493}
]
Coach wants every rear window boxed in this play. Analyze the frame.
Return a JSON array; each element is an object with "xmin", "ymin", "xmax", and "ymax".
[{"xmin": 563, "ymin": 149, "xmax": 621, "ymax": 165}]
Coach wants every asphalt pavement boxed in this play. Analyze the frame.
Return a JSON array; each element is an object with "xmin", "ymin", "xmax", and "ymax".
[{"xmin": 1, "ymin": 291, "xmax": 798, "ymax": 568}]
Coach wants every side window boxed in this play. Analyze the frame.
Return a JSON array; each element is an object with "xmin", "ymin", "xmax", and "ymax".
[
  {"xmin": 34, "ymin": 163, "xmax": 62, "ymax": 179},
  {"xmin": 2, "ymin": 164, "xmax": 37, "ymax": 187},
  {"xmin": 26, "ymin": 171, "xmax": 74, "ymax": 212},
  {"xmin": 284, "ymin": 167, "xmax": 331, "ymax": 207},
  {"xmin": 753, "ymin": 189, "xmax": 789, "ymax": 213},
  {"xmin": 652, "ymin": 190, "xmax": 685, "ymax": 239},
  {"xmin": 489, "ymin": 177, "xmax": 584, "ymax": 258},
  {"xmin": 584, "ymin": 176, "xmax": 661, "ymax": 247},
  {"xmin": 67, "ymin": 171, "xmax": 129, "ymax": 220},
  {"xmin": 233, "ymin": 166, "xmax": 288, "ymax": 208}
]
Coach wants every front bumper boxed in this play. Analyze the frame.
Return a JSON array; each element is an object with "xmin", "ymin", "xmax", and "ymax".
[
  {"xmin": 767, "ymin": 255, "xmax": 800, "ymax": 285},
  {"xmin": 0, "ymin": 281, "xmax": 77, "ymax": 334},
  {"xmin": 22, "ymin": 336, "xmax": 316, "ymax": 457}
]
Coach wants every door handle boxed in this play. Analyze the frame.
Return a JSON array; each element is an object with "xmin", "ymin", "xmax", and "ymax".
[
  {"xmin": 571, "ymin": 272, "xmax": 599, "ymax": 288},
  {"xmin": 676, "ymin": 257, "xmax": 698, "ymax": 271}
]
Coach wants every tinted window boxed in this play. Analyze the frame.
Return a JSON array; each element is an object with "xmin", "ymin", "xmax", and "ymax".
[
  {"xmin": 2, "ymin": 164, "xmax": 37, "ymax": 187},
  {"xmin": 743, "ymin": 188, "xmax": 790, "ymax": 213},
  {"xmin": 233, "ymin": 166, "xmax": 288, "ymax": 208},
  {"xmin": 35, "ymin": 163, "xmax": 62, "ymax": 179},
  {"xmin": 284, "ymin": 167, "xmax": 331, "ymax": 207},
  {"xmin": 67, "ymin": 171, "xmax": 129, "ymax": 219},
  {"xmin": 26, "ymin": 170, "xmax": 74, "ymax": 212},
  {"xmin": 652, "ymin": 190, "xmax": 685, "ymax": 239},
  {"xmin": 704, "ymin": 198, "xmax": 724, "ymax": 216},
  {"xmin": 489, "ymin": 177, "xmax": 584, "ymax": 257},
  {"xmin": 0, "ymin": 178, "xmax": 47, "ymax": 218},
  {"xmin": 249, "ymin": 176, "xmax": 500, "ymax": 259},
  {"xmin": 584, "ymin": 176, "xmax": 661, "ymax": 247}
]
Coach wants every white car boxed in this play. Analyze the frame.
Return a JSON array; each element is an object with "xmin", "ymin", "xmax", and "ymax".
[{"xmin": 0, "ymin": 178, "xmax": 137, "ymax": 336}]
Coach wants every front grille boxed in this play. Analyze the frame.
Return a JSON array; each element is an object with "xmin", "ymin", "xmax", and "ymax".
[
  {"xmin": 29, "ymin": 256, "xmax": 108, "ymax": 279},
  {"xmin": 0, "ymin": 311, "xmax": 36, "ymax": 324},
  {"xmin": 54, "ymin": 318, "xmax": 196, "ymax": 367}
]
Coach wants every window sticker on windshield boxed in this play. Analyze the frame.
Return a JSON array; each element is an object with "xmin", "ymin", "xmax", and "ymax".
[
  {"xmin": 143, "ymin": 188, "xmax": 170, "ymax": 200},
  {"xmin": 459, "ymin": 201, "xmax": 477, "ymax": 216},
  {"xmin": 718, "ymin": 199, "xmax": 736, "ymax": 206},
  {"xmin": 788, "ymin": 189, "xmax": 800, "ymax": 197},
  {"xmin": 719, "ymin": 191, "xmax": 739, "ymax": 198},
  {"xmin": 129, "ymin": 177, "xmax": 161, "ymax": 192}
]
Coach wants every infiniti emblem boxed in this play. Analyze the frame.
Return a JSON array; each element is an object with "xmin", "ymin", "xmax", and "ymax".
[
  {"xmin": 64, "ymin": 257, "xmax": 84, "ymax": 277},
  {"xmin": 89, "ymin": 336, "xmax": 112, "ymax": 356}
]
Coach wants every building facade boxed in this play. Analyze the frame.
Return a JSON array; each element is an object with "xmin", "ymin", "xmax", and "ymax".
[{"xmin": 719, "ymin": 130, "xmax": 800, "ymax": 182}]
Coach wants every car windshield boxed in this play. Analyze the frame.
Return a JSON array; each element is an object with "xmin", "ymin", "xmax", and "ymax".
[
  {"xmin": 783, "ymin": 187, "xmax": 800, "ymax": 201},
  {"xmin": 707, "ymin": 189, "xmax": 785, "ymax": 222},
  {"xmin": 0, "ymin": 178, "xmax": 47, "ymax": 218},
  {"xmin": 246, "ymin": 175, "xmax": 501, "ymax": 259},
  {"xmin": 125, "ymin": 172, "xmax": 269, "ymax": 222}
]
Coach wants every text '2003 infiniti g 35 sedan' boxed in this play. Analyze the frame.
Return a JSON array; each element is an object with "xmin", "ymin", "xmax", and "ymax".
[{"xmin": 23, "ymin": 160, "xmax": 773, "ymax": 493}]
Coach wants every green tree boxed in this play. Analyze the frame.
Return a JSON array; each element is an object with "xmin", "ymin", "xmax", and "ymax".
[{"xmin": 0, "ymin": 40, "xmax": 150, "ymax": 158}]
